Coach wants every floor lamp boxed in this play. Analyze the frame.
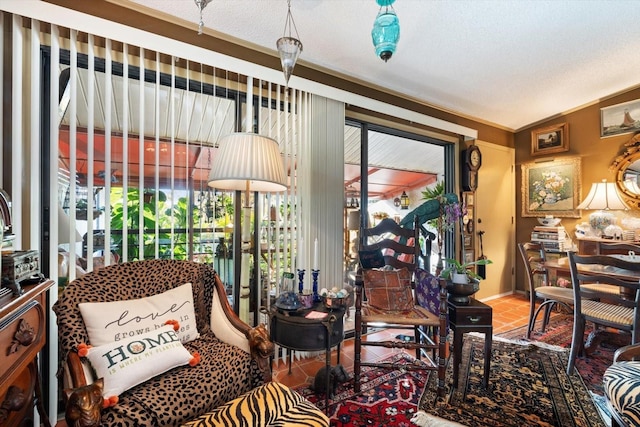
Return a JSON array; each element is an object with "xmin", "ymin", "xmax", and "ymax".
[{"xmin": 208, "ymin": 133, "xmax": 288, "ymax": 324}]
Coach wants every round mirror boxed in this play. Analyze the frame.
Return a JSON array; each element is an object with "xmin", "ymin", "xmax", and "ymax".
[{"xmin": 611, "ymin": 133, "xmax": 640, "ymax": 207}]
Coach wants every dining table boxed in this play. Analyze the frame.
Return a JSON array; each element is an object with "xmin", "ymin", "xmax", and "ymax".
[{"xmin": 545, "ymin": 254, "xmax": 640, "ymax": 289}]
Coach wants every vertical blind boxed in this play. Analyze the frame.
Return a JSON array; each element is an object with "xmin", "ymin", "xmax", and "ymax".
[{"xmin": 1, "ymin": 10, "xmax": 346, "ymax": 420}]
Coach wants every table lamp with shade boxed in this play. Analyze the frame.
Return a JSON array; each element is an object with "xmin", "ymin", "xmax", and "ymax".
[
  {"xmin": 576, "ymin": 179, "xmax": 629, "ymax": 237},
  {"xmin": 208, "ymin": 133, "xmax": 287, "ymax": 324}
]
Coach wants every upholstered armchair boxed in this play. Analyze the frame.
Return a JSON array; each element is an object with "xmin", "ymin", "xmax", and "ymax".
[{"xmin": 53, "ymin": 259, "xmax": 275, "ymax": 426}]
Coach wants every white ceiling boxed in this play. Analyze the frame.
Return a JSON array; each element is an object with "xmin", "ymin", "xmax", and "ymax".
[{"xmin": 127, "ymin": 0, "xmax": 640, "ymax": 131}]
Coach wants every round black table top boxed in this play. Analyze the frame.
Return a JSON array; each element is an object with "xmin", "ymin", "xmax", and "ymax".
[{"xmin": 269, "ymin": 302, "xmax": 346, "ymax": 323}]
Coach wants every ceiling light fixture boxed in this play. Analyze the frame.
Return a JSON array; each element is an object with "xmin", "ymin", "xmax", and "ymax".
[
  {"xmin": 400, "ymin": 191, "xmax": 410, "ymax": 210},
  {"xmin": 276, "ymin": 0, "xmax": 303, "ymax": 86},
  {"xmin": 194, "ymin": 0, "xmax": 212, "ymax": 35},
  {"xmin": 372, "ymin": 0, "xmax": 400, "ymax": 62}
]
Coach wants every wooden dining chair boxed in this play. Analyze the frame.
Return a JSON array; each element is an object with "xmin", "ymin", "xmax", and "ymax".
[
  {"xmin": 517, "ymin": 242, "xmax": 573, "ymax": 338},
  {"xmin": 353, "ymin": 217, "xmax": 447, "ymax": 396},
  {"xmin": 566, "ymin": 252, "xmax": 640, "ymax": 374}
]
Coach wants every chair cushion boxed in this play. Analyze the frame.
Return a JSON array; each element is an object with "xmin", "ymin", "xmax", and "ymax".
[
  {"xmin": 181, "ymin": 382, "xmax": 329, "ymax": 427},
  {"xmin": 363, "ymin": 267, "xmax": 413, "ymax": 311},
  {"xmin": 603, "ymin": 361, "xmax": 640, "ymax": 426},
  {"xmin": 582, "ymin": 299, "xmax": 634, "ymax": 326}
]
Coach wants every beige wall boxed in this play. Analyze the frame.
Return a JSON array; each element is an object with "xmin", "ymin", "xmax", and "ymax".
[{"xmin": 514, "ymin": 86, "xmax": 640, "ymax": 291}]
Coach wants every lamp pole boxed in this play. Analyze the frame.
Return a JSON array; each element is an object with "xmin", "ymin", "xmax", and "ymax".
[{"xmin": 239, "ymin": 183, "xmax": 252, "ymax": 323}]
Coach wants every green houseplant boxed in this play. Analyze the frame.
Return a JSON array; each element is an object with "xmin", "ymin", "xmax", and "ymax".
[
  {"xmin": 440, "ymin": 257, "xmax": 493, "ymax": 304},
  {"xmin": 440, "ymin": 257, "xmax": 493, "ymax": 283}
]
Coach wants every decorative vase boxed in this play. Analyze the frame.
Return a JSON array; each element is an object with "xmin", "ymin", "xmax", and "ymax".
[{"xmin": 446, "ymin": 279, "xmax": 480, "ymax": 305}]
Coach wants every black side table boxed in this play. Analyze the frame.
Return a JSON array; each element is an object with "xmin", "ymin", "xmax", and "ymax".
[
  {"xmin": 448, "ymin": 297, "xmax": 492, "ymax": 388},
  {"xmin": 269, "ymin": 304, "xmax": 345, "ymax": 411}
]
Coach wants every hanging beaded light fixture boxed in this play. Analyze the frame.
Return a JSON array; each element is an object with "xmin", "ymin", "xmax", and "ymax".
[{"xmin": 194, "ymin": 0, "xmax": 213, "ymax": 35}]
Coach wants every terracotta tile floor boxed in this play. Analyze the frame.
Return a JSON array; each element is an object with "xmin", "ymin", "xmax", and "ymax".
[{"xmin": 273, "ymin": 293, "xmax": 532, "ymax": 389}]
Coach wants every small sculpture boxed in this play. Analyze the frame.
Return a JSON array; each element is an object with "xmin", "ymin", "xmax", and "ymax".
[
  {"xmin": 246, "ymin": 324, "xmax": 275, "ymax": 383},
  {"xmin": 64, "ymin": 379, "xmax": 104, "ymax": 427},
  {"xmin": 310, "ymin": 364, "xmax": 349, "ymax": 397}
]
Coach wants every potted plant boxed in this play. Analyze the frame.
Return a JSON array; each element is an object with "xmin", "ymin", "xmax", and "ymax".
[
  {"xmin": 440, "ymin": 257, "xmax": 493, "ymax": 304},
  {"xmin": 440, "ymin": 257, "xmax": 493, "ymax": 283}
]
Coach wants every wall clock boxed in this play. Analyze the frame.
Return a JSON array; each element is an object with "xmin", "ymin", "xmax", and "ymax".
[{"xmin": 461, "ymin": 145, "xmax": 482, "ymax": 192}]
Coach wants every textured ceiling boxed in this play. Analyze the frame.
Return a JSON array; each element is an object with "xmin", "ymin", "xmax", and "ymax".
[{"xmin": 126, "ymin": 0, "xmax": 640, "ymax": 131}]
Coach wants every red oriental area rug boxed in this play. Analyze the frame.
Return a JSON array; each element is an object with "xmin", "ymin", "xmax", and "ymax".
[{"xmin": 294, "ymin": 353, "xmax": 429, "ymax": 426}]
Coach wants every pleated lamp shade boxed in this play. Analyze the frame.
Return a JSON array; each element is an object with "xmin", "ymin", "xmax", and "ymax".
[
  {"xmin": 577, "ymin": 180, "xmax": 628, "ymax": 235},
  {"xmin": 208, "ymin": 133, "xmax": 288, "ymax": 192},
  {"xmin": 577, "ymin": 180, "xmax": 628, "ymax": 211}
]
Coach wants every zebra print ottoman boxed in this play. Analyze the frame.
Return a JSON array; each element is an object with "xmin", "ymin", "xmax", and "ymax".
[
  {"xmin": 181, "ymin": 381, "xmax": 329, "ymax": 427},
  {"xmin": 603, "ymin": 361, "xmax": 640, "ymax": 427}
]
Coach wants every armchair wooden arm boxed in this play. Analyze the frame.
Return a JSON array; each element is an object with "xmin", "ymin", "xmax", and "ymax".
[
  {"xmin": 65, "ymin": 351, "xmax": 89, "ymax": 388},
  {"xmin": 614, "ymin": 343, "xmax": 640, "ymax": 362}
]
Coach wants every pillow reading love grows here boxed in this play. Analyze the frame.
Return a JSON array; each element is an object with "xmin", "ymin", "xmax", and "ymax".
[{"xmin": 78, "ymin": 283, "xmax": 200, "ymax": 346}]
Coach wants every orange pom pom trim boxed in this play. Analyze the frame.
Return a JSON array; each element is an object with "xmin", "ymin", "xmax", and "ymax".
[
  {"xmin": 77, "ymin": 343, "xmax": 92, "ymax": 357},
  {"xmin": 102, "ymin": 396, "xmax": 118, "ymax": 408},
  {"xmin": 189, "ymin": 351, "xmax": 201, "ymax": 367},
  {"xmin": 164, "ymin": 319, "xmax": 180, "ymax": 331}
]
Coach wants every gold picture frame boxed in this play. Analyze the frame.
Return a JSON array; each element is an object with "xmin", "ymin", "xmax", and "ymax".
[
  {"xmin": 531, "ymin": 122, "xmax": 569, "ymax": 156},
  {"xmin": 521, "ymin": 156, "xmax": 581, "ymax": 217}
]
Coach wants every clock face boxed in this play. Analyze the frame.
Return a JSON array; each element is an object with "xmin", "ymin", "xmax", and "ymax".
[{"xmin": 470, "ymin": 149, "xmax": 481, "ymax": 167}]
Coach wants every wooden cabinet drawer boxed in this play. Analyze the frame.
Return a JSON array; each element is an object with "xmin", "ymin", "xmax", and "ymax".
[
  {"xmin": 0, "ymin": 297, "xmax": 45, "ymax": 390},
  {"xmin": 448, "ymin": 299, "xmax": 492, "ymax": 326}
]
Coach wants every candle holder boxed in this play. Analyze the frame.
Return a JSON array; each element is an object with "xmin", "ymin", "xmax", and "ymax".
[
  {"xmin": 297, "ymin": 269, "xmax": 305, "ymax": 294},
  {"xmin": 312, "ymin": 269, "xmax": 321, "ymax": 302}
]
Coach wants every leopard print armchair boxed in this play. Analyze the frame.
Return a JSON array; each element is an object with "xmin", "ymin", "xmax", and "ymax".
[{"xmin": 53, "ymin": 259, "xmax": 274, "ymax": 427}]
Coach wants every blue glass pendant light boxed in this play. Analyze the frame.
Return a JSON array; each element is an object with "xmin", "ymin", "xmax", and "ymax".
[{"xmin": 371, "ymin": 0, "xmax": 400, "ymax": 62}]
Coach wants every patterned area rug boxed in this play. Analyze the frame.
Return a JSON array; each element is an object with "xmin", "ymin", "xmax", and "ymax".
[
  {"xmin": 497, "ymin": 314, "xmax": 627, "ymax": 396},
  {"xmin": 294, "ymin": 353, "xmax": 430, "ymax": 426},
  {"xmin": 420, "ymin": 334, "xmax": 606, "ymax": 427}
]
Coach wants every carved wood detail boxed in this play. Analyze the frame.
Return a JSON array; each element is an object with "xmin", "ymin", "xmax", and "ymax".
[
  {"xmin": 8, "ymin": 318, "xmax": 35, "ymax": 355},
  {"xmin": 0, "ymin": 385, "xmax": 27, "ymax": 423}
]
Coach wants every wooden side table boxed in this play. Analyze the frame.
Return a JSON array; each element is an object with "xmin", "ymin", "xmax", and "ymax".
[
  {"xmin": 448, "ymin": 297, "xmax": 492, "ymax": 388},
  {"xmin": 269, "ymin": 304, "xmax": 345, "ymax": 411}
]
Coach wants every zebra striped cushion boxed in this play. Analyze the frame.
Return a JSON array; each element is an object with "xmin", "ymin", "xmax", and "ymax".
[
  {"xmin": 603, "ymin": 361, "xmax": 640, "ymax": 426},
  {"xmin": 181, "ymin": 381, "xmax": 329, "ymax": 427}
]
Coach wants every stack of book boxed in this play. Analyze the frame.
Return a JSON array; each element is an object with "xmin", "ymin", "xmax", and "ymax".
[{"xmin": 531, "ymin": 226, "xmax": 570, "ymax": 252}]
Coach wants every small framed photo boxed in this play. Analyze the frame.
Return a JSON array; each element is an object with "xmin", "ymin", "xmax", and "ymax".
[
  {"xmin": 463, "ymin": 235, "xmax": 472, "ymax": 249},
  {"xmin": 464, "ymin": 251, "xmax": 474, "ymax": 264},
  {"xmin": 464, "ymin": 192, "xmax": 474, "ymax": 206},
  {"xmin": 601, "ymin": 99, "xmax": 640, "ymax": 137},
  {"xmin": 531, "ymin": 123, "xmax": 569, "ymax": 156}
]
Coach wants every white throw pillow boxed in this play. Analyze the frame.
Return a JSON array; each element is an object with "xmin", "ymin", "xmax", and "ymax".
[
  {"xmin": 79, "ymin": 283, "xmax": 200, "ymax": 346},
  {"xmin": 84, "ymin": 324, "xmax": 193, "ymax": 398}
]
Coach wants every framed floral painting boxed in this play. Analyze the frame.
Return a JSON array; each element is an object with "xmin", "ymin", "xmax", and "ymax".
[{"xmin": 521, "ymin": 157, "xmax": 582, "ymax": 217}]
